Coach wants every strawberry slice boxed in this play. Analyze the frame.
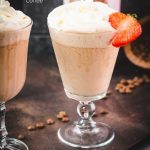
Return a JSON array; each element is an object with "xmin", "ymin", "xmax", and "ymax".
[
  {"xmin": 109, "ymin": 12, "xmax": 142, "ymax": 47},
  {"xmin": 109, "ymin": 12, "xmax": 126, "ymax": 29}
]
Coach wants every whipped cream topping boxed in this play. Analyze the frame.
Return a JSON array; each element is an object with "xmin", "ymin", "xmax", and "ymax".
[
  {"xmin": 0, "ymin": 0, "xmax": 31, "ymax": 32},
  {"xmin": 48, "ymin": 1, "xmax": 117, "ymax": 33}
]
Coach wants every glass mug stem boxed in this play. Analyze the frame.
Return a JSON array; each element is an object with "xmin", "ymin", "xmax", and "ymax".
[
  {"xmin": 77, "ymin": 102, "xmax": 96, "ymax": 129},
  {"xmin": 0, "ymin": 102, "xmax": 7, "ymax": 149},
  {"xmin": 58, "ymin": 99, "xmax": 115, "ymax": 148}
]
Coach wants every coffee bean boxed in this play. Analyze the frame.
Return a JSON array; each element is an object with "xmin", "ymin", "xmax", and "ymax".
[
  {"xmin": 119, "ymin": 86, "xmax": 126, "ymax": 93},
  {"xmin": 47, "ymin": 118, "xmax": 55, "ymax": 125},
  {"xmin": 18, "ymin": 134, "xmax": 25, "ymax": 140},
  {"xmin": 120, "ymin": 79, "xmax": 127, "ymax": 84},
  {"xmin": 133, "ymin": 76, "xmax": 139, "ymax": 82},
  {"xmin": 56, "ymin": 114, "xmax": 64, "ymax": 119},
  {"xmin": 128, "ymin": 84, "xmax": 135, "ymax": 89},
  {"xmin": 138, "ymin": 78, "xmax": 144, "ymax": 84},
  {"xmin": 62, "ymin": 117, "xmax": 69, "ymax": 122},
  {"xmin": 115, "ymin": 83, "xmax": 124, "ymax": 91},
  {"xmin": 36, "ymin": 122, "xmax": 45, "ymax": 129},
  {"xmin": 133, "ymin": 82, "xmax": 140, "ymax": 86},
  {"xmin": 143, "ymin": 75, "xmax": 150, "ymax": 83},
  {"xmin": 127, "ymin": 79, "xmax": 133, "ymax": 84},
  {"xmin": 145, "ymin": 78, "xmax": 150, "ymax": 83},
  {"xmin": 59, "ymin": 111, "xmax": 67, "ymax": 117},
  {"xmin": 116, "ymin": 75, "xmax": 149, "ymax": 94},
  {"xmin": 93, "ymin": 112, "xmax": 98, "ymax": 117},
  {"xmin": 125, "ymin": 88, "xmax": 132, "ymax": 93},
  {"xmin": 27, "ymin": 125, "xmax": 36, "ymax": 131},
  {"xmin": 100, "ymin": 110, "xmax": 108, "ymax": 115}
]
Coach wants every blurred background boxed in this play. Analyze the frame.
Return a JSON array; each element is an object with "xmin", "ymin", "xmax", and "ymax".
[{"xmin": 8, "ymin": 0, "xmax": 150, "ymax": 57}]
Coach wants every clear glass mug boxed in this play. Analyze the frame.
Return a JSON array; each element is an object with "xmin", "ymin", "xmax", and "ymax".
[
  {"xmin": 0, "ymin": 21, "xmax": 32, "ymax": 150},
  {"xmin": 49, "ymin": 27, "xmax": 119, "ymax": 148}
]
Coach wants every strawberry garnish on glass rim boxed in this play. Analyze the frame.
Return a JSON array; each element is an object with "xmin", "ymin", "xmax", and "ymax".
[{"xmin": 109, "ymin": 12, "xmax": 142, "ymax": 47}]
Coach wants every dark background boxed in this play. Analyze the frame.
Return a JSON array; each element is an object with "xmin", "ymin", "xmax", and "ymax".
[{"xmin": 8, "ymin": 0, "xmax": 150, "ymax": 57}]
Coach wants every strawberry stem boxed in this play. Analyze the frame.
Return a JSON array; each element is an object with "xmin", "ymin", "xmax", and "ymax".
[{"xmin": 128, "ymin": 14, "xmax": 138, "ymax": 19}]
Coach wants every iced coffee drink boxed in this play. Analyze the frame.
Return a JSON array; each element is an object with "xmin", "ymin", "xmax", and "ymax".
[
  {"xmin": 0, "ymin": 0, "xmax": 32, "ymax": 102},
  {"xmin": 48, "ymin": 1, "xmax": 119, "ymax": 101},
  {"xmin": 48, "ymin": 1, "xmax": 141, "ymax": 148},
  {"xmin": 0, "ymin": 0, "xmax": 32, "ymax": 149}
]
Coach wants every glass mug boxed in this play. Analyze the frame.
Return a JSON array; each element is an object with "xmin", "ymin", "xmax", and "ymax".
[{"xmin": 0, "ymin": 21, "xmax": 32, "ymax": 150}]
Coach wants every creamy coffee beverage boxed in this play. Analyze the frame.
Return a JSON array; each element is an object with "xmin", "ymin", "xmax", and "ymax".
[
  {"xmin": 48, "ymin": 1, "xmax": 119, "ymax": 101},
  {"xmin": 0, "ymin": 1, "xmax": 32, "ymax": 149},
  {"xmin": 47, "ymin": 1, "xmax": 142, "ymax": 148},
  {"xmin": 0, "ymin": 0, "xmax": 32, "ymax": 101}
]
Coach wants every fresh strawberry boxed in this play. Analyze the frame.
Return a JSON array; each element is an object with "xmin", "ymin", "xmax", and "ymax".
[
  {"xmin": 109, "ymin": 12, "xmax": 142, "ymax": 47},
  {"xmin": 109, "ymin": 12, "xmax": 126, "ymax": 29}
]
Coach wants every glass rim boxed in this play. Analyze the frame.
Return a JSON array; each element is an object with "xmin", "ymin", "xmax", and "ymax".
[{"xmin": 0, "ymin": 19, "xmax": 33, "ymax": 34}]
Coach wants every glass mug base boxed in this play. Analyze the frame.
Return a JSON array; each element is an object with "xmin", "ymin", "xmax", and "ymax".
[
  {"xmin": 1, "ymin": 138, "xmax": 28, "ymax": 150},
  {"xmin": 65, "ymin": 89, "xmax": 107, "ymax": 101},
  {"xmin": 58, "ymin": 91, "xmax": 115, "ymax": 148},
  {"xmin": 58, "ymin": 122, "xmax": 115, "ymax": 148}
]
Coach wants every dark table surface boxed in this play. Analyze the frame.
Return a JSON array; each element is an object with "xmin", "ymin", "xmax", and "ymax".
[{"xmin": 6, "ymin": 48, "xmax": 150, "ymax": 150}]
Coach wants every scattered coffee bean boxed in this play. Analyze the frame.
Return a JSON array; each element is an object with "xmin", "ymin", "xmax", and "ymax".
[
  {"xmin": 145, "ymin": 78, "xmax": 150, "ymax": 83},
  {"xmin": 127, "ymin": 79, "xmax": 133, "ymax": 84},
  {"xmin": 115, "ymin": 86, "xmax": 119, "ymax": 91},
  {"xmin": 120, "ymin": 79, "xmax": 126, "ymax": 84},
  {"xmin": 143, "ymin": 75, "xmax": 150, "ymax": 83},
  {"xmin": 138, "ymin": 78, "xmax": 144, "ymax": 84},
  {"xmin": 118, "ymin": 87, "xmax": 126, "ymax": 93},
  {"xmin": 56, "ymin": 114, "xmax": 64, "ymax": 119},
  {"xmin": 115, "ymin": 75, "xmax": 150, "ymax": 94},
  {"xmin": 47, "ymin": 118, "xmax": 55, "ymax": 125},
  {"xmin": 93, "ymin": 112, "xmax": 98, "ymax": 117},
  {"xmin": 18, "ymin": 134, "xmax": 25, "ymax": 140},
  {"xmin": 128, "ymin": 84, "xmax": 135, "ymax": 89},
  {"xmin": 125, "ymin": 88, "xmax": 132, "ymax": 94},
  {"xmin": 57, "ymin": 111, "xmax": 68, "ymax": 120},
  {"xmin": 100, "ymin": 110, "xmax": 108, "ymax": 115},
  {"xmin": 27, "ymin": 125, "xmax": 36, "ymax": 131},
  {"xmin": 133, "ymin": 76, "xmax": 139, "ymax": 81},
  {"xmin": 36, "ymin": 122, "xmax": 45, "ymax": 129},
  {"xmin": 117, "ymin": 83, "xmax": 124, "ymax": 88},
  {"xmin": 133, "ymin": 82, "xmax": 140, "ymax": 86},
  {"xmin": 59, "ymin": 111, "xmax": 67, "ymax": 117},
  {"xmin": 62, "ymin": 117, "xmax": 69, "ymax": 122}
]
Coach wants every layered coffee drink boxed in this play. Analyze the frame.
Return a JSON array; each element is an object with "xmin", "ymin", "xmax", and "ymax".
[
  {"xmin": 0, "ymin": 0, "xmax": 32, "ymax": 101},
  {"xmin": 48, "ymin": 1, "xmax": 119, "ymax": 101}
]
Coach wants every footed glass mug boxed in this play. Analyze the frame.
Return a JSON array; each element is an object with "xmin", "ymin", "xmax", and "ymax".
[
  {"xmin": 48, "ymin": 26, "xmax": 119, "ymax": 148},
  {"xmin": 0, "ymin": 21, "xmax": 32, "ymax": 150}
]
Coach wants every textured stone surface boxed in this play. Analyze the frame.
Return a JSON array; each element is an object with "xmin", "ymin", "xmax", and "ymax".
[{"xmin": 6, "ymin": 49, "xmax": 150, "ymax": 150}]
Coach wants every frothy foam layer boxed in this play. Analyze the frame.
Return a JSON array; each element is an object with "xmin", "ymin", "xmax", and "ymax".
[
  {"xmin": 0, "ymin": 0, "xmax": 31, "ymax": 32},
  {"xmin": 50, "ymin": 29, "xmax": 116, "ymax": 48},
  {"xmin": 48, "ymin": 1, "xmax": 116, "ymax": 33}
]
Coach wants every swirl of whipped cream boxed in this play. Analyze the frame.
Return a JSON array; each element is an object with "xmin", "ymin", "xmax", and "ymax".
[
  {"xmin": 0, "ymin": 0, "xmax": 31, "ymax": 32},
  {"xmin": 0, "ymin": 0, "xmax": 9, "ymax": 7},
  {"xmin": 48, "ymin": 1, "xmax": 117, "ymax": 33}
]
